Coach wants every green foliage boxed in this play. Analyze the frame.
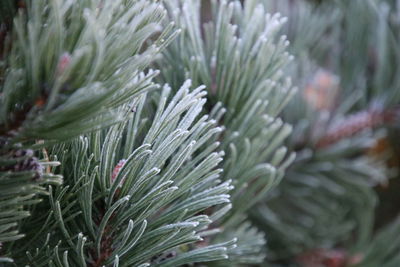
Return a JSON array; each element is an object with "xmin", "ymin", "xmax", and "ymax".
[
  {"xmin": 0, "ymin": 0, "xmax": 296, "ymax": 265},
  {"xmin": 354, "ymin": 215, "xmax": 400, "ymax": 267},
  {"xmin": 6, "ymin": 82, "xmax": 237, "ymax": 266},
  {"xmin": 0, "ymin": 0, "xmax": 174, "ymax": 144},
  {"xmin": 252, "ymin": 0, "xmax": 400, "ymax": 265},
  {"xmin": 158, "ymin": 0, "xmax": 296, "ymax": 264},
  {"xmin": 3, "ymin": 0, "xmax": 397, "ymax": 265},
  {"xmin": 0, "ymin": 0, "xmax": 175, "ymax": 263}
]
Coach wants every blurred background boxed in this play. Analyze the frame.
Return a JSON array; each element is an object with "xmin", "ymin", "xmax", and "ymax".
[
  {"xmin": 245, "ymin": 0, "xmax": 400, "ymax": 266},
  {"xmin": 197, "ymin": 0, "xmax": 399, "ymax": 265}
]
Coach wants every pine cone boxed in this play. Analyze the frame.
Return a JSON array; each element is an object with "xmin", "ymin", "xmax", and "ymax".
[
  {"xmin": 316, "ymin": 107, "xmax": 399, "ymax": 148},
  {"xmin": 0, "ymin": 149, "xmax": 43, "ymax": 180}
]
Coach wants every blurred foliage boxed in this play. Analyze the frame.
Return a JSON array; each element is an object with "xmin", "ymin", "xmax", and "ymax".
[{"xmin": 252, "ymin": 0, "xmax": 400, "ymax": 265}]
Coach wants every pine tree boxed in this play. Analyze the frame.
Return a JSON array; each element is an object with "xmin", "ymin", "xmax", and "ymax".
[
  {"xmin": 0, "ymin": 0, "xmax": 294, "ymax": 266},
  {"xmin": 2, "ymin": 0, "xmax": 399, "ymax": 266}
]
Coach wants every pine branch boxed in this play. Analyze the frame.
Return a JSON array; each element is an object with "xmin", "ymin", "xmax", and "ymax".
[
  {"xmin": 0, "ymin": 0, "xmax": 176, "ymax": 260},
  {"xmin": 158, "ymin": 1, "xmax": 296, "ymax": 264},
  {"xmin": 251, "ymin": 0, "xmax": 400, "ymax": 264},
  {"xmin": 7, "ymin": 81, "xmax": 236, "ymax": 266},
  {"xmin": 0, "ymin": 0, "xmax": 176, "ymax": 145}
]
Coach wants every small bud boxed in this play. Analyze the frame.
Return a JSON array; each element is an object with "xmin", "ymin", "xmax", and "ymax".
[
  {"xmin": 56, "ymin": 52, "xmax": 72, "ymax": 76},
  {"xmin": 303, "ymin": 69, "xmax": 340, "ymax": 111},
  {"xmin": 111, "ymin": 159, "xmax": 127, "ymax": 181}
]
